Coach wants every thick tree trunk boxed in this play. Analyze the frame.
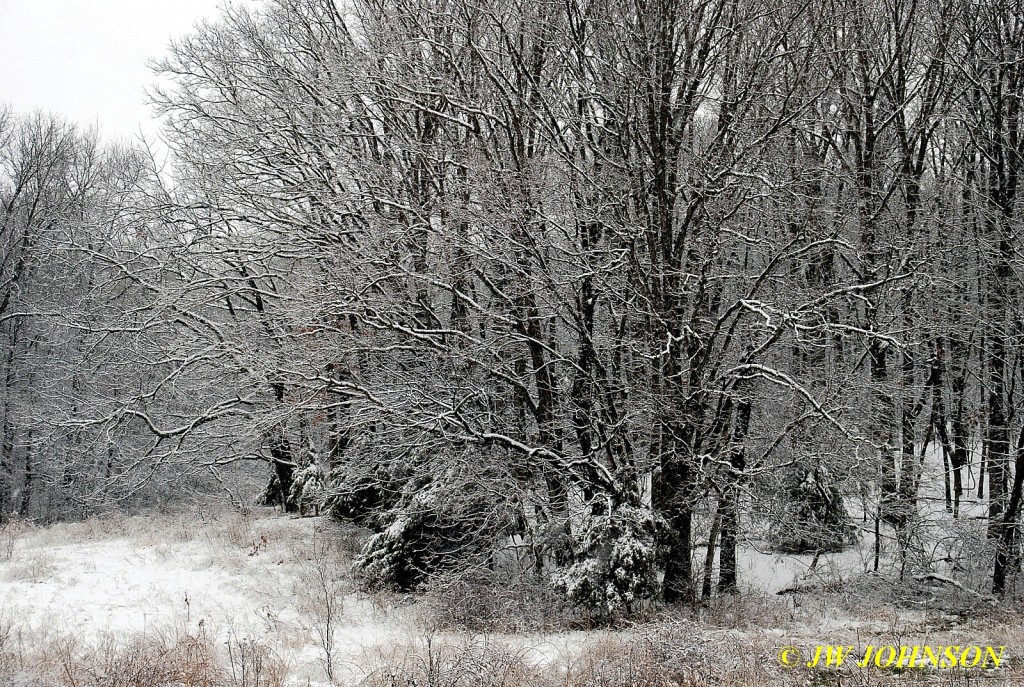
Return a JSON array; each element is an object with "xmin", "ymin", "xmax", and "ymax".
[
  {"xmin": 661, "ymin": 497, "xmax": 694, "ymax": 603},
  {"xmin": 655, "ymin": 389, "xmax": 699, "ymax": 604},
  {"xmin": 718, "ymin": 389, "xmax": 750, "ymax": 594},
  {"xmin": 655, "ymin": 323, "xmax": 704, "ymax": 605},
  {"xmin": 929, "ymin": 341, "xmax": 956, "ymax": 514},
  {"xmin": 717, "ymin": 496, "xmax": 739, "ymax": 594}
]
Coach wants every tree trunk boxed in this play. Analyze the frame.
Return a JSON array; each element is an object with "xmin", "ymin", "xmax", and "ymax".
[
  {"xmin": 718, "ymin": 387, "xmax": 751, "ymax": 594},
  {"xmin": 18, "ymin": 428, "xmax": 33, "ymax": 517},
  {"xmin": 701, "ymin": 504, "xmax": 722, "ymax": 601},
  {"xmin": 0, "ymin": 341, "xmax": 16, "ymax": 523},
  {"xmin": 993, "ymin": 424, "xmax": 1024, "ymax": 595}
]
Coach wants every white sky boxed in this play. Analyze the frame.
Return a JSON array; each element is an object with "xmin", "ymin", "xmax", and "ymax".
[{"xmin": 0, "ymin": 0, "xmax": 232, "ymax": 147}]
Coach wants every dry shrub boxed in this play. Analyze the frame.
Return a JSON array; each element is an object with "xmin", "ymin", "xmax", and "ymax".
[
  {"xmin": 0, "ymin": 617, "xmax": 22, "ymax": 680},
  {"xmin": 223, "ymin": 632, "xmax": 290, "ymax": 687},
  {"xmin": 211, "ymin": 508, "xmax": 306, "ymax": 561},
  {"xmin": 294, "ymin": 522, "xmax": 351, "ymax": 682},
  {"xmin": 318, "ymin": 516, "xmax": 371, "ymax": 561},
  {"xmin": 360, "ymin": 636, "xmax": 544, "ymax": 687},
  {"xmin": 928, "ymin": 518, "xmax": 994, "ymax": 594},
  {"xmin": 51, "ymin": 630, "xmax": 222, "ymax": 687},
  {"xmin": 0, "ymin": 516, "xmax": 29, "ymax": 560},
  {"xmin": 355, "ymin": 622, "xmax": 1017, "ymax": 687},
  {"xmin": 217, "ymin": 510, "xmax": 258, "ymax": 550},
  {"xmin": 31, "ymin": 513, "xmax": 135, "ymax": 549},
  {"xmin": 76, "ymin": 513, "xmax": 132, "ymax": 540},
  {"xmin": 420, "ymin": 567, "xmax": 580, "ymax": 633},
  {"xmin": 0, "ymin": 615, "xmax": 414, "ymax": 687},
  {"xmin": 560, "ymin": 622, "xmax": 713, "ymax": 687},
  {"xmin": 0, "ymin": 626, "xmax": 289, "ymax": 687},
  {"xmin": 129, "ymin": 513, "xmax": 201, "ymax": 547},
  {"xmin": 698, "ymin": 592, "xmax": 795, "ymax": 630}
]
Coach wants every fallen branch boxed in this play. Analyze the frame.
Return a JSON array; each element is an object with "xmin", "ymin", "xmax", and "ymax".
[{"xmin": 913, "ymin": 573, "xmax": 998, "ymax": 606}]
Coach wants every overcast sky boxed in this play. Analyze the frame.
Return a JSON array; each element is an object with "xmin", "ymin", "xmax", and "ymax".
[{"xmin": 0, "ymin": 0, "xmax": 232, "ymax": 146}]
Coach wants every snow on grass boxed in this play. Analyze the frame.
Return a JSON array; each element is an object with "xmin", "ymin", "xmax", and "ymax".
[{"xmin": 0, "ymin": 509, "xmax": 416, "ymax": 685}]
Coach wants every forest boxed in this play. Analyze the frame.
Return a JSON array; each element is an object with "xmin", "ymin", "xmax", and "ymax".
[{"xmin": 3, "ymin": 0, "xmax": 1024, "ymax": 659}]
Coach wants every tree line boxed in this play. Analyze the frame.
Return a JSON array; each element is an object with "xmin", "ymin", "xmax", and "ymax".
[{"xmin": 3, "ymin": 0, "xmax": 1024, "ymax": 609}]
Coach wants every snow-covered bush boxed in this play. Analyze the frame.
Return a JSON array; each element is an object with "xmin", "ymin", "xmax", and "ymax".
[
  {"xmin": 325, "ymin": 462, "xmax": 408, "ymax": 531},
  {"xmin": 355, "ymin": 506, "xmax": 427, "ymax": 590},
  {"xmin": 553, "ymin": 504, "xmax": 661, "ymax": 616},
  {"xmin": 288, "ymin": 460, "xmax": 327, "ymax": 516},
  {"xmin": 353, "ymin": 464, "xmax": 521, "ymax": 591}
]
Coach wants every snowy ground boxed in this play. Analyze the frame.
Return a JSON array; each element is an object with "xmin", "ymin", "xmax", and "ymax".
[
  {"xmin": 0, "ymin": 510, "xmax": 647, "ymax": 685},
  {"xmin": 0, "ymin": 451, "xmax": 1018, "ymax": 687},
  {"xmin": 0, "ymin": 511, "xmax": 419, "ymax": 685}
]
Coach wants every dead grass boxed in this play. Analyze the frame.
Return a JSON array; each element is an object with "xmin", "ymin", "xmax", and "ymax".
[
  {"xmin": 1, "ymin": 549, "xmax": 58, "ymax": 583},
  {"xmin": 0, "ymin": 593, "xmax": 1019, "ymax": 686},
  {"xmin": 358, "ymin": 622, "xmax": 1019, "ymax": 687},
  {"xmin": 0, "ymin": 625, "xmax": 290, "ymax": 687},
  {"xmin": 359, "ymin": 635, "xmax": 546, "ymax": 687},
  {"xmin": 696, "ymin": 591, "xmax": 797, "ymax": 630},
  {"xmin": 420, "ymin": 567, "xmax": 581, "ymax": 634},
  {"xmin": 0, "ymin": 516, "xmax": 30, "ymax": 560},
  {"xmin": 556, "ymin": 622, "xmax": 716, "ymax": 686}
]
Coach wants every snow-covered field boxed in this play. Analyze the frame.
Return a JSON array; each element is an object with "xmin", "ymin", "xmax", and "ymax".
[
  {"xmin": 0, "ymin": 511, "xmax": 417, "ymax": 685},
  {"xmin": 0, "ymin": 503, "xmax": 1019, "ymax": 686},
  {"xmin": 0, "ymin": 510, "xmax": 652, "ymax": 685}
]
